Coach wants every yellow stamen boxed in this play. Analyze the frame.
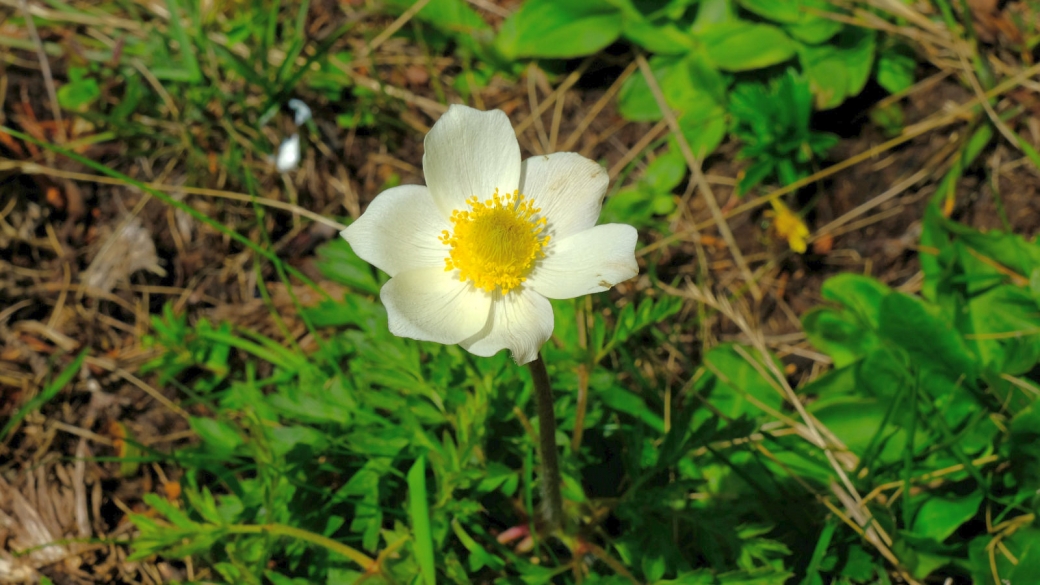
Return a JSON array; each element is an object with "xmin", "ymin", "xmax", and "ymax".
[{"xmin": 439, "ymin": 189, "xmax": 549, "ymax": 293}]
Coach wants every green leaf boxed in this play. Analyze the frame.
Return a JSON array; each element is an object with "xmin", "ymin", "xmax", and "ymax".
[
  {"xmin": 878, "ymin": 292, "xmax": 978, "ymax": 381},
  {"xmin": 623, "ymin": 16, "xmax": 694, "ymax": 55},
  {"xmin": 618, "ymin": 52, "xmax": 726, "ymax": 119},
  {"xmin": 811, "ymin": 397, "xmax": 895, "ymax": 457},
  {"xmin": 408, "ymin": 456, "xmax": 436, "ymax": 585},
  {"xmin": 693, "ymin": 0, "xmax": 736, "ymax": 31},
  {"xmin": 696, "ymin": 344, "xmax": 784, "ymax": 424},
  {"xmin": 1, "ymin": 350, "xmax": 86, "ymax": 442},
  {"xmin": 495, "ymin": 0, "xmax": 623, "ymax": 59},
  {"xmin": 877, "ymin": 41, "xmax": 917, "ymax": 94},
  {"xmin": 737, "ymin": 0, "xmax": 842, "ymax": 43},
  {"xmin": 784, "ymin": 16, "xmax": 843, "ymax": 45},
  {"xmin": 643, "ymin": 146, "xmax": 687, "ymax": 192},
  {"xmin": 798, "ymin": 26, "xmax": 876, "ymax": 109},
  {"xmin": 802, "ymin": 307, "xmax": 879, "ymax": 368},
  {"xmin": 189, "ymin": 417, "xmax": 244, "ymax": 458},
  {"xmin": 617, "ymin": 52, "xmax": 727, "ymax": 157},
  {"xmin": 270, "ymin": 425, "xmax": 328, "ymax": 457},
  {"xmin": 1010, "ymin": 403, "xmax": 1040, "ymax": 493},
  {"xmin": 960, "ymin": 283, "xmax": 1040, "ymax": 375},
  {"xmin": 910, "ymin": 489, "xmax": 983, "ymax": 542},
  {"xmin": 57, "ymin": 67, "xmax": 101, "ymax": 110},
  {"xmin": 315, "ymin": 237, "xmax": 382, "ymax": 295},
  {"xmin": 969, "ymin": 528, "xmax": 1040, "ymax": 584},
  {"xmin": 737, "ymin": 0, "xmax": 807, "ymax": 23},
  {"xmin": 698, "ymin": 21, "xmax": 797, "ymax": 71},
  {"xmin": 820, "ymin": 274, "xmax": 890, "ymax": 329},
  {"xmin": 385, "ymin": 0, "xmax": 489, "ymax": 34},
  {"xmin": 601, "ymin": 185, "xmax": 675, "ymax": 227},
  {"xmin": 599, "ymin": 384, "xmax": 665, "ymax": 433}
]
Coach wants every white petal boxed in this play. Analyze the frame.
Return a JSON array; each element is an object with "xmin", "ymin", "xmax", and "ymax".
[
  {"xmin": 423, "ymin": 105, "xmax": 521, "ymax": 218},
  {"xmin": 460, "ymin": 288, "xmax": 554, "ymax": 365},
  {"xmin": 340, "ymin": 185, "xmax": 449, "ymax": 277},
  {"xmin": 520, "ymin": 152, "xmax": 609, "ymax": 241},
  {"xmin": 287, "ymin": 98, "xmax": 312, "ymax": 126},
  {"xmin": 526, "ymin": 224, "xmax": 639, "ymax": 300},
  {"xmin": 275, "ymin": 134, "xmax": 300, "ymax": 172},
  {"xmin": 381, "ymin": 267, "xmax": 492, "ymax": 345}
]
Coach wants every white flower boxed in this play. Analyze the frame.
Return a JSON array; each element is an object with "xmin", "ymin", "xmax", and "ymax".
[{"xmin": 341, "ymin": 105, "xmax": 638, "ymax": 365}]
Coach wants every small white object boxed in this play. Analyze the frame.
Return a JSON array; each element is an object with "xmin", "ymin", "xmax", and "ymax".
[
  {"xmin": 275, "ymin": 133, "xmax": 301, "ymax": 172},
  {"xmin": 288, "ymin": 98, "xmax": 312, "ymax": 126}
]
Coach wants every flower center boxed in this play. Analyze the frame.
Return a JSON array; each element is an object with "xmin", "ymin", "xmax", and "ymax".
[{"xmin": 439, "ymin": 189, "xmax": 550, "ymax": 294}]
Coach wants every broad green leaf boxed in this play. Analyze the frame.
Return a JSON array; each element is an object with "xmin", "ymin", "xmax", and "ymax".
[
  {"xmin": 696, "ymin": 344, "xmax": 784, "ymax": 424},
  {"xmin": 784, "ymin": 16, "xmax": 842, "ymax": 45},
  {"xmin": 894, "ymin": 533, "xmax": 959, "ymax": 581},
  {"xmin": 737, "ymin": 0, "xmax": 841, "ymax": 43},
  {"xmin": 938, "ymin": 215, "xmax": 1040, "ymax": 280},
  {"xmin": 910, "ymin": 489, "xmax": 983, "ymax": 542},
  {"xmin": 858, "ymin": 347, "xmax": 911, "ymax": 401},
  {"xmin": 595, "ymin": 145, "xmax": 684, "ymax": 227},
  {"xmin": 737, "ymin": 0, "xmax": 806, "ymax": 22},
  {"xmin": 802, "ymin": 307, "xmax": 877, "ymax": 368},
  {"xmin": 820, "ymin": 274, "xmax": 890, "ymax": 329},
  {"xmin": 618, "ymin": 52, "xmax": 726, "ymax": 119},
  {"xmin": 877, "ymin": 41, "xmax": 917, "ymax": 94},
  {"xmin": 643, "ymin": 147, "xmax": 687, "ymax": 192},
  {"xmin": 969, "ymin": 528, "xmax": 1040, "ymax": 584},
  {"xmin": 623, "ymin": 17, "xmax": 694, "ymax": 54},
  {"xmin": 616, "ymin": 52, "xmax": 727, "ymax": 156},
  {"xmin": 811, "ymin": 398, "xmax": 894, "ymax": 456},
  {"xmin": 698, "ymin": 21, "xmax": 797, "ymax": 71},
  {"xmin": 386, "ymin": 0, "xmax": 489, "ymax": 33},
  {"xmin": 692, "ymin": 0, "xmax": 735, "ymax": 31},
  {"xmin": 1010, "ymin": 403, "xmax": 1040, "ymax": 493},
  {"xmin": 879, "ymin": 292, "xmax": 978, "ymax": 381},
  {"xmin": 798, "ymin": 26, "xmax": 876, "ymax": 109},
  {"xmin": 959, "ymin": 280, "xmax": 1040, "ymax": 374},
  {"xmin": 495, "ymin": 0, "xmax": 623, "ymax": 59},
  {"xmin": 601, "ymin": 185, "xmax": 676, "ymax": 227}
]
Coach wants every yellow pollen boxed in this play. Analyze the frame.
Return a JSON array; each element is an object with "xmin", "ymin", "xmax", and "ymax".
[{"xmin": 439, "ymin": 189, "xmax": 550, "ymax": 293}]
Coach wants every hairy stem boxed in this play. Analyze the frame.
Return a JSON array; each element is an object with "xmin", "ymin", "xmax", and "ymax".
[{"xmin": 528, "ymin": 353, "xmax": 564, "ymax": 530}]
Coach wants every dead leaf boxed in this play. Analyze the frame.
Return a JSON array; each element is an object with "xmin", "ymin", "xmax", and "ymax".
[{"xmin": 82, "ymin": 218, "xmax": 166, "ymax": 294}]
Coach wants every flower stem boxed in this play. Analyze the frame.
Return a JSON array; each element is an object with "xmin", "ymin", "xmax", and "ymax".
[{"xmin": 528, "ymin": 353, "xmax": 564, "ymax": 531}]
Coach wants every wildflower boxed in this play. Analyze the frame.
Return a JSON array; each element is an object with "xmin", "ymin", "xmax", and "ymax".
[
  {"xmin": 342, "ymin": 105, "xmax": 638, "ymax": 364},
  {"xmin": 769, "ymin": 199, "xmax": 810, "ymax": 254}
]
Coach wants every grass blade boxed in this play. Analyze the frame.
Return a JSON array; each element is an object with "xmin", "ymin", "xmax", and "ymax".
[
  {"xmin": 1, "ymin": 349, "xmax": 87, "ymax": 442},
  {"xmin": 408, "ymin": 455, "xmax": 436, "ymax": 585}
]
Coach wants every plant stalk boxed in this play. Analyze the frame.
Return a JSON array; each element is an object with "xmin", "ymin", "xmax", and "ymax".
[
  {"xmin": 528, "ymin": 353, "xmax": 564, "ymax": 530},
  {"xmin": 228, "ymin": 523, "xmax": 374, "ymax": 570}
]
